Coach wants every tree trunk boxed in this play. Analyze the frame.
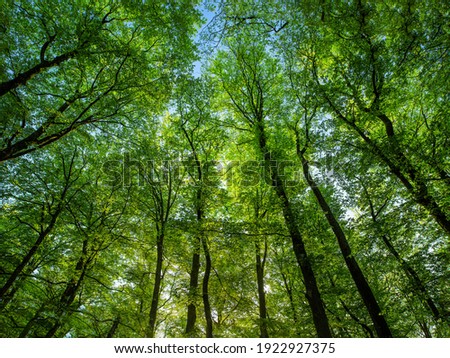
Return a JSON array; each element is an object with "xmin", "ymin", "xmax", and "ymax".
[
  {"xmin": 185, "ymin": 236, "xmax": 201, "ymax": 335},
  {"xmin": 146, "ymin": 231, "xmax": 164, "ymax": 338},
  {"xmin": 181, "ymin": 123, "xmax": 205, "ymax": 336},
  {"xmin": 256, "ymin": 122, "xmax": 332, "ymax": 337},
  {"xmin": 107, "ymin": 317, "xmax": 121, "ymax": 338},
  {"xmin": 255, "ymin": 240, "xmax": 269, "ymax": 338},
  {"xmin": 202, "ymin": 237, "xmax": 213, "ymax": 338},
  {"xmin": 0, "ymin": 215, "xmax": 59, "ymax": 302},
  {"xmin": 44, "ymin": 239, "xmax": 89, "ymax": 338}
]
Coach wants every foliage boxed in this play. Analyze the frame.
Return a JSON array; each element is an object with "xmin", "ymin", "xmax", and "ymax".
[{"xmin": 0, "ymin": 0, "xmax": 448, "ymax": 338}]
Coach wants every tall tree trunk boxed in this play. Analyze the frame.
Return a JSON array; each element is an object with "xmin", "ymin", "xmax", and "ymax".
[
  {"xmin": 185, "ymin": 236, "xmax": 201, "ymax": 335},
  {"xmin": 255, "ymin": 240, "xmax": 269, "ymax": 338},
  {"xmin": 44, "ymin": 240, "xmax": 90, "ymax": 338},
  {"xmin": 202, "ymin": 237, "xmax": 213, "ymax": 338},
  {"xmin": 256, "ymin": 122, "xmax": 332, "ymax": 337},
  {"xmin": 298, "ymin": 148, "xmax": 392, "ymax": 337},
  {"xmin": 146, "ymin": 231, "xmax": 164, "ymax": 338},
  {"xmin": 182, "ymin": 124, "xmax": 204, "ymax": 336},
  {"xmin": 280, "ymin": 270, "xmax": 300, "ymax": 336},
  {"xmin": 0, "ymin": 212, "xmax": 60, "ymax": 303}
]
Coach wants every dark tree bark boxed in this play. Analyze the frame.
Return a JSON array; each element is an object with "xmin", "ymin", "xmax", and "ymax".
[
  {"xmin": 107, "ymin": 317, "xmax": 121, "ymax": 338},
  {"xmin": 182, "ymin": 124, "xmax": 204, "ymax": 336},
  {"xmin": 146, "ymin": 231, "xmax": 164, "ymax": 338},
  {"xmin": 255, "ymin": 240, "xmax": 269, "ymax": 338},
  {"xmin": 0, "ymin": 49, "xmax": 77, "ymax": 98},
  {"xmin": 202, "ymin": 237, "xmax": 213, "ymax": 338},
  {"xmin": 185, "ymin": 237, "xmax": 201, "ymax": 335}
]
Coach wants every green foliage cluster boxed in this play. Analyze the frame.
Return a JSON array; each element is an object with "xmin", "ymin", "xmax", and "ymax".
[{"xmin": 0, "ymin": 0, "xmax": 448, "ymax": 338}]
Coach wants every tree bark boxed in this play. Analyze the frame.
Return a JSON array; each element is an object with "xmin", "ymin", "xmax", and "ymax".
[
  {"xmin": 256, "ymin": 122, "xmax": 332, "ymax": 337},
  {"xmin": 185, "ymin": 236, "xmax": 201, "ymax": 335},
  {"xmin": 202, "ymin": 237, "xmax": 213, "ymax": 338},
  {"xmin": 146, "ymin": 231, "xmax": 164, "ymax": 338},
  {"xmin": 255, "ymin": 240, "xmax": 269, "ymax": 337}
]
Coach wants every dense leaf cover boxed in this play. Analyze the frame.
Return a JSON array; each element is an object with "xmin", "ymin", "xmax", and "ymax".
[{"xmin": 0, "ymin": 0, "xmax": 448, "ymax": 337}]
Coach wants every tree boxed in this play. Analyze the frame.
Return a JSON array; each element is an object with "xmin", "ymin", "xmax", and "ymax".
[
  {"xmin": 0, "ymin": 0, "xmax": 201, "ymax": 162},
  {"xmin": 212, "ymin": 37, "xmax": 332, "ymax": 337}
]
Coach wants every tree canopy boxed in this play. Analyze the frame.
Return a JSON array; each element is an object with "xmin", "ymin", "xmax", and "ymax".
[{"xmin": 1, "ymin": 0, "xmax": 448, "ymax": 338}]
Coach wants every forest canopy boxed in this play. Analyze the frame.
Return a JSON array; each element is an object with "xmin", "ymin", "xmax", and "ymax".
[{"xmin": 0, "ymin": 0, "xmax": 449, "ymax": 338}]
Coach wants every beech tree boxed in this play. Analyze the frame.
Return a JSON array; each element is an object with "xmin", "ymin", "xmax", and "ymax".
[{"xmin": 1, "ymin": 0, "xmax": 448, "ymax": 338}]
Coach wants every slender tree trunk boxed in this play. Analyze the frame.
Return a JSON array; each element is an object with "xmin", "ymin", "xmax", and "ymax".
[
  {"xmin": 107, "ymin": 317, "xmax": 121, "ymax": 338},
  {"xmin": 255, "ymin": 240, "xmax": 269, "ymax": 338},
  {"xmin": 298, "ymin": 149, "xmax": 392, "ymax": 337},
  {"xmin": 256, "ymin": 122, "xmax": 332, "ymax": 337},
  {"xmin": 280, "ymin": 270, "xmax": 300, "ymax": 336},
  {"xmin": 0, "ymin": 215, "xmax": 59, "ymax": 303},
  {"xmin": 45, "ymin": 239, "xmax": 90, "ymax": 338},
  {"xmin": 185, "ymin": 236, "xmax": 201, "ymax": 335},
  {"xmin": 146, "ymin": 231, "xmax": 164, "ymax": 338},
  {"xmin": 182, "ymin": 124, "xmax": 204, "ymax": 336},
  {"xmin": 202, "ymin": 237, "xmax": 213, "ymax": 338}
]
